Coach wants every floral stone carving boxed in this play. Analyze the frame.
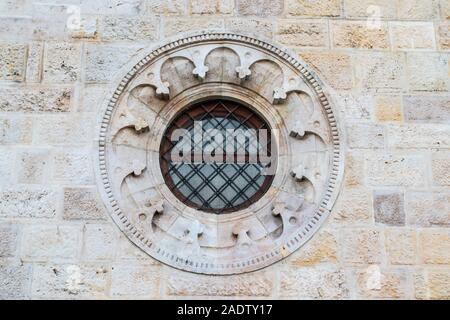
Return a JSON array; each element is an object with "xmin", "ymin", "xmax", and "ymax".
[{"xmin": 96, "ymin": 32, "xmax": 344, "ymax": 274}]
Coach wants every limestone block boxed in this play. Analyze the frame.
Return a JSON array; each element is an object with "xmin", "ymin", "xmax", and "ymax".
[
  {"xmin": 26, "ymin": 42, "xmax": 43, "ymax": 82},
  {"xmin": 100, "ymin": 16, "xmax": 159, "ymax": 41},
  {"xmin": 342, "ymin": 229, "xmax": 382, "ymax": 265},
  {"xmin": 0, "ymin": 187, "xmax": 58, "ymax": 218},
  {"xmin": 419, "ymin": 230, "xmax": 450, "ymax": 264},
  {"xmin": 0, "ymin": 44, "xmax": 27, "ymax": 81},
  {"xmin": 337, "ymin": 94, "xmax": 374, "ymax": 121},
  {"xmin": 167, "ymin": 269, "xmax": 273, "ymax": 296},
  {"xmin": 343, "ymin": 0, "xmax": 396, "ymax": 19},
  {"xmin": 163, "ymin": 18, "xmax": 223, "ymax": 37},
  {"xmin": 22, "ymin": 225, "xmax": 81, "ymax": 260},
  {"xmin": 276, "ymin": 20, "xmax": 329, "ymax": 47},
  {"xmin": 0, "ymin": 116, "xmax": 33, "ymax": 144},
  {"xmin": 375, "ymin": 96, "xmax": 403, "ymax": 122},
  {"xmin": 356, "ymin": 267, "xmax": 409, "ymax": 299},
  {"xmin": 438, "ymin": 23, "xmax": 450, "ymax": 50},
  {"xmin": 0, "ymin": 87, "xmax": 72, "ymax": 113},
  {"xmin": 331, "ymin": 187, "xmax": 373, "ymax": 225},
  {"xmin": 366, "ymin": 153, "xmax": 426, "ymax": 187},
  {"xmin": 385, "ymin": 228, "xmax": 417, "ymax": 265},
  {"xmin": 343, "ymin": 150, "xmax": 365, "ymax": 187},
  {"xmin": 373, "ymin": 190, "xmax": 405, "ymax": 226},
  {"xmin": 390, "ymin": 22, "xmax": 435, "ymax": 50},
  {"xmin": 331, "ymin": 21, "xmax": 390, "ymax": 49},
  {"xmin": 406, "ymin": 191, "xmax": 450, "ymax": 227},
  {"xmin": 34, "ymin": 114, "xmax": 93, "ymax": 145},
  {"xmin": 225, "ymin": 18, "xmax": 274, "ymax": 39},
  {"xmin": 403, "ymin": 95, "xmax": 450, "ymax": 123},
  {"xmin": 31, "ymin": 263, "xmax": 109, "ymax": 299},
  {"xmin": 190, "ymin": 0, "xmax": 234, "ymax": 14},
  {"xmin": 115, "ymin": 234, "xmax": 160, "ymax": 263},
  {"xmin": 346, "ymin": 123, "xmax": 384, "ymax": 149},
  {"xmin": 442, "ymin": 0, "xmax": 450, "ymax": 19},
  {"xmin": 43, "ymin": 42, "xmax": 81, "ymax": 83},
  {"xmin": 299, "ymin": 52, "xmax": 352, "ymax": 90},
  {"xmin": 432, "ymin": 152, "xmax": 450, "ymax": 186},
  {"xmin": 0, "ymin": 224, "xmax": 19, "ymax": 257},
  {"xmin": 280, "ymin": 267, "xmax": 349, "ymax": 299},
  {"xmin": 147, "ymin": 0, "xmax": 186, "ymax": 15},
  {"xmin": 0, "ymin": 148, "xmax": 15, "ymax": 186},
  {"xmin": 110, "ymin": 264, "xmax": 161, "ymax": 297},
  {"xmin": 63, "ymin": 187, "xmax": 107, "ymax": 220},
  {"xmin": 80, "ymin": 0, "xmax": 144, "ymax": 15},
  {"xmin": 386, "ymin": 123, "xmax": 450, "ymax": 149},
  {"xmin": 287, "ymin": 0, "xmax": 341, "ymax": 17},
  {"xmin": 236, "ymin": 0, "xmax": 283, "ymax": 17},
  {"xmin": 397, "ymin": 0, "xmax": 439, "ymax": 20},
  {"xmin": 0, "ymin": 16, "xmax": 32, "ymax": 41},
  {"xmin": 53, "ymin": 148, "xmax": 94, "ymax": 185},
  {"xmin": 82, "ymin": 224, "xmax": 117, "ymax": 261},
  {"xmin": 0, "ymin": 263, "xmax": 31, "ymax": 299},
  {"xmin": 17, "ymin": 149, "xmax": 50, "ymax": 184},
  {"xmin": 407, "ymin": 53, "xmax": 449, "ymax": 92},
  {"xmin": 415, "ymin": 269, "xmax": 450, "ymax": 300}
]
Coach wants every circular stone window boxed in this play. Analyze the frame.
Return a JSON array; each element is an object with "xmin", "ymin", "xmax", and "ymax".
[
  {"xmin": 96, "ymin": 32, "xmax": 344, "ymax": 274},
  {"xmin": 159, "ymin": 99, "xmax": 275, "ymax": 214}
]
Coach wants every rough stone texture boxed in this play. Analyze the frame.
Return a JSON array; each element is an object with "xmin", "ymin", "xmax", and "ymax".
[
  {"xmin": 53, "ymin": 149, "xmax": 94, "ymax": 185},
  {"xmin": 0, "ymin": 187, "xmax": 58, "ymax": 218},
  {"xmin": 403, "ymin": 96, "xmax": 450, "ymax": 123},
  {"xmin": 63, "ymin": 188, "xmax": 107, "ymax": 220},
  {"xmin": 346, "ymin": 123, "xmax": 384, "ymax": 149},
  {"xmin": 342, "ymin": 229, "xmax": 382, "ymax": 265},
  {"xmin": 287, "ymin": 0, "xmax": 341, "ymax": 17},
  {"xmin": 375, "ymin": 96, "xmax": 403, "ymax": 122},
  {"xmin": 406, "ymin": 191, "xmax": 450, "ymax": 227},
  {"xmin": 343, "ymin": 0, "xmax": 397, "ymax": 19},
  {"xmin": 0, "ymin": 224, "xmax": 19, "ymax": 257},
  {"xmin": 0, "ymin": 116, "xmax": 33, "ymax": 144},
  {"xmin": 390, "ymin": 22, "xmax": 436, "ymax": 50},
  {"xmin": 167, "ymin": 270, "xmax": 273, "ymax": 296},
  {"xmin": 432, "ymin": 152, "xmax": 450, "ymax": 186},
  {"xmin": 0, "ymin": 44, "xmax": 27, "ymax": 81},
  {"xmin": 236, "ymin": 0, "xmax": 283, "ymax": 17},
  {"xmin": 111, "ymin": 264, "xmax": 161, "ymax": 297},
  {"xmin": 355, "ymin": 268, "xmax": 408, "ymax": 299},
  {"xmin": 225, "ymin": 18, "xmax": 274, "ymax": 39},
  {"xmin": 397, "ymin": 0, "xmax": 439, "ymax": 20},
  {"xmin": 17, "ymin": 149, "xmax": 50, "ymax": 184},
  {"xmin": 82, "ymin": 224, "xmax": 117, "ymax": 261},
  {"xmin": 419, "ymin": 230, "xmax": 450, "ymax": 264},
  {"xmin": 386, "ymin": 124, "xmax": 450, "ymax": 149},
  {"xmin": 280, "ymin": 267, "xmax": 349, "ymax": 299},
  {"xmin": 277, "ymin": 20, "xmax": 329, "ymax": 47},
  {"xmin": 331, "ymin": 188, "xmax": 373, "ymax": 225},
  {"xmin": 438, "ymin": 24, "xmax": 450, "ymax": 50},
  {"xmin": 100, "ymin": 16, "xmax": 159, "ymax": 41},
  {"xmin": 43, "ymin": 42, "xmax": 81, "ymax": 83},
  {"xmin": 34, "ymin": 114, "xmax": 93, "ymax": 145},
  {"xmin": 373, "ymin": 190, "xmax": 405, "ymax": 226},
  {"xmin": 407, "ymin": 53, "xmax": 449, "ymax": 92},
  {"xmin": 190, "ymin": 0, "xmax": 234, "ymax": 15},
  {"xmin": 163, "ymin": 18, "xmax": 224, "ymax": 37},
  {"xmin": 0, "ymin": 263, "xmax": 32, "ymax": 299},
  {"xmin": 0, "ymin": 88, "xmax": 72, "ymax": 112},
  {"xmin": 289, "ymin": 230, "xmax": 338, "ymax": 266},
  {"xmin": 415, "ymin": 269, "xmax": 450, "ymax": 299},
  {"xmin": 331, "ymin": 21, "xmax": 390, "ymax": 49},
  {"xmin": 147, "ymin": 0, "xmax": 186, "ymax": 15},
  {"xmin": 385, "ymin": 228, "xmax": 417, "ymax": 265}
]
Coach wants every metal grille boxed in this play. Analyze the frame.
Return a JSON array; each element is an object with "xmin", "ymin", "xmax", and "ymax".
[{"xmin": 159, "ymin": 99, "xmax": 275, "ymax": 214}]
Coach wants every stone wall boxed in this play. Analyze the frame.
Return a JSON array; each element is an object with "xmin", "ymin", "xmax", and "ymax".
[{"xmin": 0, "ymin": 0, "xmax": 449, "ymax": 299}]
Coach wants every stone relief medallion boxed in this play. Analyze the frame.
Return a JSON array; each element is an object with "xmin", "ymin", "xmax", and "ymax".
[{"xmin": 96, "ymin": 32, "xmax": 344, "ymax": 274}]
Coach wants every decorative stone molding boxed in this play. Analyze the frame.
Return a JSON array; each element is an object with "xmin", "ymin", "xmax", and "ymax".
[{"xmin": 96, "ymin": 31, "xmax": 344, "ymax": 275}]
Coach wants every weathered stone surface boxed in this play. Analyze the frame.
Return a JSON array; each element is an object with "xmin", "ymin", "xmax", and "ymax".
[
  {"xmin": 0, "ymin": 44, "xmax": 27, "ymax": 81},
  {"xmin": 287, "ymin": 0, "xmax": 341, "ymax": 17},
  {"xmin": 343, "ymin": 150, "xmax": 365, "ymax": 187},
  {"xmin": 0, "ymin": 116, "xmax": 32, "ymax": 144},
  {"xmin": 419, "ymin": 230, "xmax": 450, "ymax": 264},
  {"xmin": 147, "ymin": 0, "xmax": 186, "ymax": 15},
  {"xmin": 373, "ymin": 190, "xmax": 405, "ymax": 226},
  {"xmin": 390, "ymin": 22, "xmax": 435, "ymax": 50},
  {"xmin": 81, "ymin": 0, "xmax": 144, "ymax": 15},
  {"xmin": 375, "ymin": 96, "xmax": 403, "ymax": 122},
  {"xmin": 80, "ymin": 85, "xmax": 109, "ymax": 112},
  {"xmin": 163, "ymin": 18, "xmax": 224, "ymax": 36},
  {"xmin": 111, "ymin": 264, "xmax": 161, "ymax": 297},
  {"xmin": 0, "ymin": 148, "xmax": 15, "ymax": 185},
  {"xmin": 85, "ymin": 44, "xmax": 144, "ymax": 83},
  {"xmin": 63, "ymin": 187, "xmax": 107, "ymax": 220},
  {"xmin": 385, "ymin": 228, "xmax": 417, "ymax": 265},
  {"xmin": 288, "ymin": 230, "xmax": 338, "ymax": 266},
  {"xmin": 82, "ymin": 224, "xmax": 117, "ymax": 261},
  {"xmin": 17, "ymin": 149, "xmax": 50, "ymax": 184},
  {"xmin": 31, "ymin": 263, "xmax": 109, "ymax": 299},
  {"xmin": 34, "ymin": 114, "xmax": 93, "ymax": 145},
  {"xmin": 354, "ymin": 52, "xmax": 405, "ymax": 92},
  {"xmin": 0, "ymin": 88, "xmax": 72, "ymax": 112},
  {"xmin": 331, "ymin": 188, "xmax": 373, "ymax": 225},
  {"xmin": 343, "ymin": 0, "xmax": 396, "ymax": 18},
  {"xmin": 346, "ymin": 123, "xmax": 384, "ymax": 149},
  {"xmin": 101, "ymin": 16, "xmax": 159, "ymax": 41},
  {"xmin": 386, "ymin": 124, "xmax": 450, "ymax": 149},
  {"xmin": 190, "ymin": 0, "xmax": 234, "ymax": 14},
  {"xmin": 397, "ymin": 0, "xmax": 439, "ymax": 20},
  {"xmin": 356, "ymin": 267, "xmax": 408, "ymax": 299},
  {"xmin": 22, "ymin": 225, "xmax": 80, "ymax": 260},
  {"xmin": 337, "ymin": 94, "xmax": 374, "ymax": 121},
  {"xmin": 26, "ymin": 42, "xmax": 43, "ymax": 82},
  {"xmin": 0, "ymin": 187, "xmax": 58, "ymax": 218},
  {"xmin": 438, "ymin": 23, "xmax": 450, "ymax": 50},
  {"xmin": 406, "ymin": 191, "xmax": 450, "ymax": 227},
  {"xmin": 404, "ymin": 96, "xmax": 450, "ymax": 123},
  {"xmin": 0, "ymin": 16, "xmax": 32, "ymax": 41},
  {"xmin": 167, "ymin": 270, "xmax": 273, "ymax": 296},
  {"xmin": 53, "ymin": 148, "xmax": 94, "ymax": 185},
  {"xmin": 366, "ymin": 153, "xmax": 426, "ymax": 187},
  {"xmin": 236, "ymin": 0, "xmax": 283, "ymax": 17},
  {"xmin": 115, "ymin": 234, "xmax": 160, "ymax": 263},
  {"xmin": 442, "ymin": 0, "xmax": 450, "ymax": 19},
  {"xmin": 415, "ymin": 269, "xmax": 450, "ymax": 299},
  {"xmin": 277, "ymin": 20, "xmax": 329, "ymax": 47},
  {"xmin": 300, "ymin": 52, "xmax": 352, "ymax": 89},
  {"xmin": 0, "ymin": 263, "xmax": 31, "ymax": 299},
  {"xmin": 407, "ymin": 53, "xmax": 449, "ymax": 92},
  {"xmin": 331, "ymin": 21, "xmax": 390, "ymax": 49},
  {"xmin": 280, "ymin": 267, "xmax": 348, "ymax": 299},
  {"xmin": 342, "ymin": 229, "xmax": 382, "ymax": 265},
  {"xmin": 432, "ymin": 152, "xmax": 450, "ymax": 186},
  {"xmin": 43, "ymin": 42, "xmax": 81, "ymax": 83},
  {"xmin": 0, "ymin": 224, "xmax": 19, "ymax": 257},
  {"xmin": 225, "ymin": 18, "xmax": 274, "ymax": 39},
  {"xmin": 70, "ymin": 16, "xmax": 99, "ymax": 40}
]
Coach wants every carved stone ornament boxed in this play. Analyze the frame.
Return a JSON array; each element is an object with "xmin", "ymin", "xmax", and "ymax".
[{"xmin": 95, "ymin": 32, "xmax": 344, "ymax": 275}]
